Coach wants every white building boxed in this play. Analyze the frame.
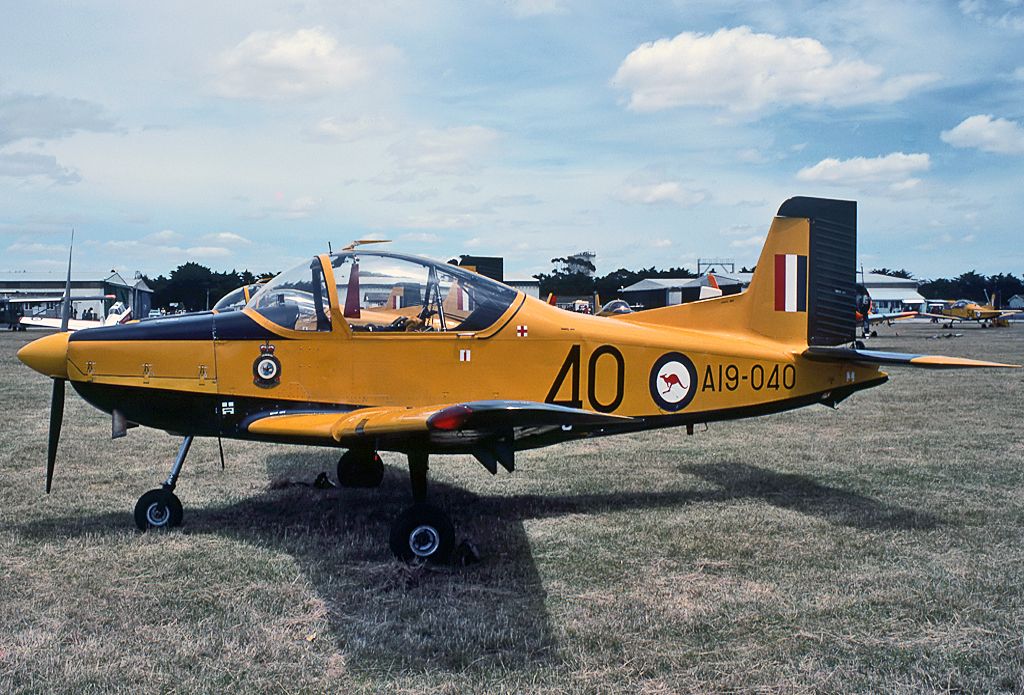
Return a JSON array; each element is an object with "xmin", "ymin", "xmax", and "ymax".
[
  {"xmin": 860, "ymin": 273, "xmax": 926, "ymax": 313},
  {"xmin": 506, "ymin": 279, "xmax": 540, "ymax": 299},
  {"xmin": 0, "ymin": 270, "xmax": 153, "ymax": 322}
]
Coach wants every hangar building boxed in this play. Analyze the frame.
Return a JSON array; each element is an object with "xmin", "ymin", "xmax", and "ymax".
[
  {"xmin": 619, "ymin": 272, "xmax": 750, "ymax": 309},
  {"xmin": 0, "ymin": 270, "xmax": 153, "ymax": 323},
  {"xmin": 860, "ymin": 273, "xmax": 926, "ymax": 313}
]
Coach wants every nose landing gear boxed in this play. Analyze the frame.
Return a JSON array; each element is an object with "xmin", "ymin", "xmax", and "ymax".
[{"xmin": 134, "ymin": 435, "xmax": 191, "ymax": 531}]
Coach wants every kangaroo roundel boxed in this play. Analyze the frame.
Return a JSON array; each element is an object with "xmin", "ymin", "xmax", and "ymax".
[{"xmin": 649, "ymin": 352, "xmax": 698, "ymax": 412}]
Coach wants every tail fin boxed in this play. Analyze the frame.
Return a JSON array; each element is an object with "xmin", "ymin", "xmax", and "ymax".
[
  {"xmin": 618, "ymin": 197, "xmax": 857, "ymax": 347},
  {"xmin": 744, "ymin": 197, "xmax": 857, "ymax": 345}
]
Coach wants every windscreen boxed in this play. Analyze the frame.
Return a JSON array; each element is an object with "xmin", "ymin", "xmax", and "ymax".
[{"xmin": 247, "ymin": 259, "xmax": 331, "ymax": 331}]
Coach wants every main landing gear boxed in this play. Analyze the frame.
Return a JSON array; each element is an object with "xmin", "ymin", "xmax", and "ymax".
[
  {"xmin": 388, "ymin": 450, "xmax": 455, "ymax": 564},
  {"xmin": 336, "ymin": 447, "xmax": 385, "ymax": 488},
  {"xmin": 134, "ymin": 435, "xmax": 191, "ymax": 530},
  {"xmin": 132, "ymin": 438, "xmax": 459, "ymax": 564}
]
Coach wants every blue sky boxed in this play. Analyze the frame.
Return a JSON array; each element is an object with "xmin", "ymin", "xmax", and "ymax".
[{"xmin": 1, "ymin": 0, "xmax": 1022, "ymax": 280}]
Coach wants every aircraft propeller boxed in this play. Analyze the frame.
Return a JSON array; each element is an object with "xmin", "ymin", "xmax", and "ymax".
[{"xmin": 46, "ymin": 230, "xmax": 74, "ymax": 492}]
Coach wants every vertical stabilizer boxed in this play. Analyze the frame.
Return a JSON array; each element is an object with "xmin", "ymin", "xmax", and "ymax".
[{"xmin": 743, "ymin": 197, "xmax": 857, "ymax": 346}]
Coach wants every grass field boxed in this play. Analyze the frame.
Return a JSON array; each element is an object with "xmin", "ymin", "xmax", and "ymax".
[{"xmin": 1, "ymin": 323, "xmax": 1022, "ymax": 693}]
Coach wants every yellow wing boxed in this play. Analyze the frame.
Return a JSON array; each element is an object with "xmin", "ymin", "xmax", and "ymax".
[{"xmin": 246, "ymin": 400, "xmax": 633, "ymax": 470}]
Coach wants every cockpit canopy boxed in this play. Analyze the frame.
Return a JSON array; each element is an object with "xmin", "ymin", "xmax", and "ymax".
[
  {"xmin": 247, "ymin": 251, "xmax": 519, "ymax": 334},
  {"xmin": 213, "ymin": 283, "xmax": 266, "ymax": 312}
]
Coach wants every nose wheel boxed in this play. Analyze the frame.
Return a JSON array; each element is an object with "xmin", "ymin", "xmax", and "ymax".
[
  {"xmin": 134, "ymin": 488, "xmax": 183, "ymax": 530},
  {"xmin": 134, "ymin": 435, "xmax": 192, "ymax": 531}
]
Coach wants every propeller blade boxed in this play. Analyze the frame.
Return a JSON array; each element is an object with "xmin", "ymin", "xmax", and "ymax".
[
  {"xmin": 46, "ymin": 378, "xmax": 65, "ymax": 493},
  {"xmin": 59, "ymin": 230, "xmax": 74, "ymax": 333}
]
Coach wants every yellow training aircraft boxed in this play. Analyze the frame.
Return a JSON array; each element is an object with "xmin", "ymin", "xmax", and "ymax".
[
  {"xmin": 17, "ymin": 197, "xmax": 1019, "ymax": 563},
  {"xmin": 919, "ymin": 298, "xmax": 1017, "ymax": 328}
]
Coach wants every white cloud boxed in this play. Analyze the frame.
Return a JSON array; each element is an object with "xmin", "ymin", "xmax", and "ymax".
[
  {"xmin": 6, "ymin": 241, "xmax": 69, "ymax": 254},
  {"xmin": 146, "ymin": 229, "xmax": 181, "ymax": 243},
  {"xmin": 730, "ymin": 234, "xmax": 766, "ymax": 248},
  {"xmin": 303, "ymin": 115, "xmax": 395, "ymax": 142},
  {"xmin": 1014, "ymin": 67, "xmax": 1024, "ymax": 81},
  {"xmin": 940, "ymin": 114, "xmax": 1024, "ymax": 155},
  {"xmin": 202, "ymin": 231, "xmax": 251, "ymax": 244},
  {"xmin": 403, "ymin": 212, "xmax": 478, "ymax": 229},
  {"xmin": 509, "ymin": 0, "xmax": 568, "ymax": 18},
  {"xmin": 389, "ymin": 125, "xmax": 501, "ymax": 175},
  {"xmin": 611, "ymin": 26, "xmax": 937, "ymax": 114},
  {"xmin": 618, "ymin": 181, "xmax": 708, "ymax": 206},
  {"xmin": 380, "ymin": 188, "xmax": 440, "ymax": 203},
  {"xmin": 247, "ymin": 195, "xmax": 323, "ymax": 221},
  {"xmin": 0, "ymin": 93, "xmax": 115, "ymax": 145},
  {"xmin": 796, "ymin": 152, "xmax": 930, "ymax": 190},
  {"xmin": 213, "ymin": 28, "xmax": 388, "ymax": 100},
  {"xmin": 959, "ymin": 0, "xmax": 1024, "ymax": 32},
  {"xmin": 101, "ymin": 238, "xmax": 231, "ymax": 261},
  {"xmin": 186, "ymin": 246, "xmax": 231, "ymax": 258},
  {"xmin": 0, "ymin": 151, "xmax": 80, "ymax": 185},
  {"xmin": 399, "ymin": 232, "xmax": 441, "ymax": 243},
  {"xmin": 284, "ymin": 196, "xmax": 321, "ymax": 219}
]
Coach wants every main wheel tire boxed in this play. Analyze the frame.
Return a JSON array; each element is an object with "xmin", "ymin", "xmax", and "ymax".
[
  {"xmin": 389, "ymin": 503, "xmax": 455, "ymax": 564},
  {"xmin": 337, "ymin": 449, "xmax": 385, "ymax": 488},
  {"xmin": 134, "ymin": 488, "xmax": 184, "ymax": 530}
]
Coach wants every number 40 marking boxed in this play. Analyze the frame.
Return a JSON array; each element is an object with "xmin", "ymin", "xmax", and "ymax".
[{"xmin": 544, "ymin": 344, "xmax": 625, "ymax": 413}]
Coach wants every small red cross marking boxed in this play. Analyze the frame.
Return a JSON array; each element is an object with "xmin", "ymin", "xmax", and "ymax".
[{"xmin": 516, "ymin": 325, "xmax": 528, "ymax": 337}]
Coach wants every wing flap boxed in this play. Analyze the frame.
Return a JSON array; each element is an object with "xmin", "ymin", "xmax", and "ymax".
[{"xmin": 803, "ymin": 346, "xmax": 1019, "ymax": 369}]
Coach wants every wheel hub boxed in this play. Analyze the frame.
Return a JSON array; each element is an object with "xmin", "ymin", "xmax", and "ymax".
[
  {"xmin": 409, "ymin": 525, "xmax": 440, "ymax": 557},
  {"xmin": 146, "ymin": 502, "xmax": 169, "ymax": 526}
]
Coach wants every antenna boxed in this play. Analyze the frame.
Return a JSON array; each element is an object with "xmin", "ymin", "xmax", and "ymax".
[
  {"xmin": 342, "ymin": 238, "xmax": 392, "ymax": 251},
  {"xmin": 328, "ymin": 241, "xmax": 333, "ymax": 254}
]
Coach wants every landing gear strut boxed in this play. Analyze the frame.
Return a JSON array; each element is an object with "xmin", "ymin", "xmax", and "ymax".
[
  {"xmin": 134, "ymin": 435, "xmax": 191, "ymax": 530},
  {"xmin": 388, "ymin": 450, "xmax": 455, "ymax": 563}
]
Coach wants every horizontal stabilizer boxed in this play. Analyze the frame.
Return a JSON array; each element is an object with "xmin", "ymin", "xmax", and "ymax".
[{"xmin": 803, "ymin": 346, "xmax": 1020, "ymax": 369}]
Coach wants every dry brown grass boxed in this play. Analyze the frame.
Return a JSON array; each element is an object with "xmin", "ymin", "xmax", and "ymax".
[{"xmin": 1, "ymin": 323, "xmax": 1022, "ymax": 693}]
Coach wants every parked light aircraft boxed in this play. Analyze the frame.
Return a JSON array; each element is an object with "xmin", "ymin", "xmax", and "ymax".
[
  {"xmin": 919, "ymin": 297, "xmax": 1017, "ymax": 328},
  {"xmin": 18, "ymin": 297, "xmax": 132, "ymax": 331},
  {"xmin": 854, "ymin": 284, "xmax": 915, "ymax": 338},
  {"xmin": 17, "ymin": 198, "xmax": 1019, "ymax": 563}
]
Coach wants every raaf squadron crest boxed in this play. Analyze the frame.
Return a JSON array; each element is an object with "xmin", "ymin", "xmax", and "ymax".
[
  {"xmin": 649, "ymin": 352, "xmax": 698, "ymax": 412},
  {"xmin": 253, "ymin": 341, "xmax": 281, "ymax": 388}
]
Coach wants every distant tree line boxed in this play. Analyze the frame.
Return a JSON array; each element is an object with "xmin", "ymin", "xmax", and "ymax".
[
  {"xmin": 142, "ymin": 261, "xmax": 1024, "ymax": 313},
  {"xmin": 537, "ymin": 264, "xmax": 1024, "ymax": 305},
  {"xmin": 871, "ymin": 268, "xmax": 1024, "ymax": 304},
  {"xmin": 534, "ymin": 266, "xmax": 698, "ymax": 299},
  {"xmin": 143, "ymin": 263, "xmax": 274, "ymax": 311}
]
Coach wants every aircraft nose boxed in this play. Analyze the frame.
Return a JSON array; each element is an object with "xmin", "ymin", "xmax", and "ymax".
[{"xmin": 17, "ymin": 331, "xmax": 70, "ymax": 379}]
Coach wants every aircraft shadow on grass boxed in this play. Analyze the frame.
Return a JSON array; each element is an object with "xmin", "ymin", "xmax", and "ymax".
[{"xmin": 14, "ymin": 454, "xmax": 940, "ymax": 673}]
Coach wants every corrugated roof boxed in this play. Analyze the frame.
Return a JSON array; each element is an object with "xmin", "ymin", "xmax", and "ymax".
[
  {"xmin": 861, "ymin": 273, "xmax": 917, "ymax": 287},
  {"xmin": 868, "ymin": 288, "xmax": 925, "ymax": 302}
]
